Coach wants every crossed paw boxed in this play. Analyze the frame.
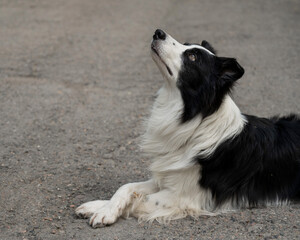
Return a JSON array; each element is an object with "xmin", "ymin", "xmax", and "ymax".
[{"xmin": 76, "ymin": 200, "xmax": 119, "ymax": 228}]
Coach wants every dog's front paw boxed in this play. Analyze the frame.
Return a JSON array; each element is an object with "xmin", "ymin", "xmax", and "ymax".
[
  {"xmin": 89, "ymin": 207, "xmax": 119, "ymax": 228},
  {"xmin": 75, "ymin": 200, "xmax": 109, "ymax": 219}
]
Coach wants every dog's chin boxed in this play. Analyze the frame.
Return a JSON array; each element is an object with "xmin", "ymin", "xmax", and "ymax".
[{"xmin": 151, "ymin": 48, "xmax": 173, "ymax": 77}]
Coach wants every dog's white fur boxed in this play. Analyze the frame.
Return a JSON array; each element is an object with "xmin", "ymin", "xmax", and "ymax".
[{"xmin": 76, "ymin": 32, "xmax": 246, "ymax": 227}]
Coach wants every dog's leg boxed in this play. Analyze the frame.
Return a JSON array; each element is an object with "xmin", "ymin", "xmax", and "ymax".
[
  {"xmin": 75, "ymin": 179, "xmax": 158, "ymax": 228},
  {"xmin": 131, "ymin": 190, "xmax": 181, "ymax": 223},
  {"xmin": 132, "ymin": 190, "xmax": 216, "ymax": 222}
]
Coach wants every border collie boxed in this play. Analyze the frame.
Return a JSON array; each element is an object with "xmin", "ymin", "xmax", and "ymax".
[{"xmin": 76, "ymin": 29, "xmax": 300, "ymax": 228}]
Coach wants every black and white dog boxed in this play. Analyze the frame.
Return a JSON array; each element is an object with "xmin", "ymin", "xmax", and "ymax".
[{"xmin": 76, "ymin": 29, "xmax": 300, "ymax": 228}]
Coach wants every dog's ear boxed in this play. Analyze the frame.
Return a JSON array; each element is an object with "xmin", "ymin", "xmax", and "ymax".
[
  {"xmin": 201, "ymin": 40, "xmax": 216, "ymax": 54},
  {"xmin": 217, "ymin": 57, "xmax": 244, "ymax": 83}
]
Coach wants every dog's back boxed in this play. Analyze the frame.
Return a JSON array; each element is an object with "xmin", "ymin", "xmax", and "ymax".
[{"xmin": 197, "ymin": 113, "xmax": 300, "ymax": 207}]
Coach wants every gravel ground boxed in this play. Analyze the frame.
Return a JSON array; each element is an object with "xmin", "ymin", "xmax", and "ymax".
[{"xmin": 0, "ymin": 0, "xmax": 299, "ymax": 239}]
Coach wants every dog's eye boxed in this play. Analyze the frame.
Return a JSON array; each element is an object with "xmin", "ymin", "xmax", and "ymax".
[{"xmin": 188, "ymin": 54, "xmax": 196, "ymax": 61}]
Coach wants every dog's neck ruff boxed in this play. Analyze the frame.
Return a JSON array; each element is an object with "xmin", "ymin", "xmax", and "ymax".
[{"xmin": 141, "ymin": 85, "xmax": 247, "ymax": 173}]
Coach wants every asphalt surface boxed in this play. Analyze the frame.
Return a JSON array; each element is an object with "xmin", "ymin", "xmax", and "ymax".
[{"xmin": 0, "ymin": 0, "xmax": 299, "ymax": 239}]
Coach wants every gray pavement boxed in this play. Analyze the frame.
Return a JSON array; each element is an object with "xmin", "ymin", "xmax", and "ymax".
[{"xmin": 0, "ymin": 0, "xmax": 299, "ymax": 239}]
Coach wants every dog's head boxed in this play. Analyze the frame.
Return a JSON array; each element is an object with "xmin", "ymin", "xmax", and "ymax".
[{"xmin": 151, "ymin": 29, "xmax": 244, "ymax": 122}]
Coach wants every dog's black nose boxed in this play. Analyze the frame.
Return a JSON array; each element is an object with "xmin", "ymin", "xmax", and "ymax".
[{"xmin": 153, "ymin": 29, "xmax": 166, "ymax": 40}]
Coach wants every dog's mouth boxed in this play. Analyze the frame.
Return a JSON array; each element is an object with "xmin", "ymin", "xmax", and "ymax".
[{"xmin": 151, "ymin": 43, "xmax": 173, "ymax": 76}]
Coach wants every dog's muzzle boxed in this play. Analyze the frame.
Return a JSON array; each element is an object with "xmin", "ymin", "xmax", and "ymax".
[{"xmin": 151, "ymin": 29, "xmax": 173, "ymax": 76}]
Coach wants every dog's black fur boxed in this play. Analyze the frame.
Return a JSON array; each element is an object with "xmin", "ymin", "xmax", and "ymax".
[{"xmin": 198, "ymin": 114, "xmax": 300, "ymax": 207}]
